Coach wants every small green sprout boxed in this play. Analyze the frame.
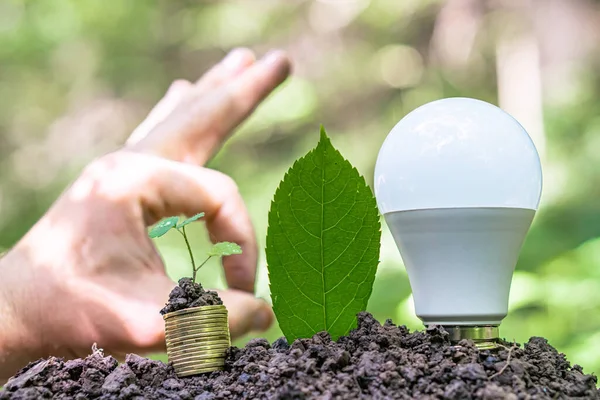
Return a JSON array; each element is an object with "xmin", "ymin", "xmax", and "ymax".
[{"xmin": 149, "ymin": 212, "xmax": 242, "ymax": 283}]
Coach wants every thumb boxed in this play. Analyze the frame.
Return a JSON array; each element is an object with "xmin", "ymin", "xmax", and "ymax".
[
  {"xmin": 117, "ymin": 273, "xmax": 175, "ymax": 354},
  {"xmin": 217, "ymin": 289, "xmax": 274, "ymax": 339}
]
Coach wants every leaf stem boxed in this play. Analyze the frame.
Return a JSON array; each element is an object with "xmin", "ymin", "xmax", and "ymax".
[
  {"xmin": 193, "ymin": 256, "xmax": 212, "ymax": 283},
  {"xmin": 179, "ymin": 226, "xmax": 197, "ymax": 281}
]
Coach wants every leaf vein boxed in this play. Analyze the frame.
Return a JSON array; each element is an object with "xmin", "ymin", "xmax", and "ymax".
[{"xmin": 325, "ymin": 225, "xmax": 378, "ymax": 294}]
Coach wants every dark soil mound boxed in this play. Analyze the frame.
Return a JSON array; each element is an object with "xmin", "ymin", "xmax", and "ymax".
[
  {"xmin": 160, "ymin": 278, "xmax": 222, "ymax": 315},
  {"xmin": 1, "ymin": 313, "xmax": 598, "ymax": 399}
]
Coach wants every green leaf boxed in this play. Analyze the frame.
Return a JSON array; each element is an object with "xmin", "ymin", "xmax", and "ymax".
[
  {"xmin": 266, "ymin": 126, "xmax": 381, "ymax": 342},
  {"xmin": 208, "ymin": 242, "xmax": 243, "ymax": 257},
  {"xmin": 149, "ymin": 216, "xmax": 179, "ymax": 238},
  {"xmin": 177, "ymin": 212, "xmax": 205, "ymax": 228}
]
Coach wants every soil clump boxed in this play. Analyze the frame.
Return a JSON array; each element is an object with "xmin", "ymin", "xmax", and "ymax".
[
  {"xmin": 160, "ymin": 278, "xmax": 223, "ymax": 315},
  {"xmin": 1, "ymin": 312, "xmax": 598, "ymax": 399}
]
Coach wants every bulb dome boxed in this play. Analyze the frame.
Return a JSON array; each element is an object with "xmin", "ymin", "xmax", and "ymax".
[{"xmin": 374, "ymin": 97, "xmax": 542, "ymax": 214}]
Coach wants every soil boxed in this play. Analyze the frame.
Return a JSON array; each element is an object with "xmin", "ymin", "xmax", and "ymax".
[
  {"xmin": 160, "ymin": 278, "xmax": 223, "ymax": 315},
  {"xmin": 1, "ymin": 312, "xmax": 598, "ymax": 399}
]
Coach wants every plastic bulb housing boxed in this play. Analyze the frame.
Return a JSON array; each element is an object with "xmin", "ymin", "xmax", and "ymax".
[{"xmin": 374, "ymin": 97, "xmax": 542, "ymax": 326}]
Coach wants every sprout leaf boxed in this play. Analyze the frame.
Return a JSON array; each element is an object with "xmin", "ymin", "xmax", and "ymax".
[
  {"xmin": 208, "ymin": 242, "xmax": 243, "ymax": 257},
  {"xmin": 149, "ymin": 216, "xmax": 179, "ymax": 238},
  {"xmin": 177, "ymin": 212, "xmax": 205, "ymax": 229}
]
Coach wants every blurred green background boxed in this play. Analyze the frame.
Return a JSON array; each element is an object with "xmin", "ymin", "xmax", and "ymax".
[{"xmin": 2, "ymin": 0, "xmax": 600, "ymax": 377}]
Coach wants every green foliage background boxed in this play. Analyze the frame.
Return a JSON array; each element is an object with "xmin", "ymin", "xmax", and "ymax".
[{"xmin": 1, "ymin": 0, "xmax": 600, "ymax": 376}]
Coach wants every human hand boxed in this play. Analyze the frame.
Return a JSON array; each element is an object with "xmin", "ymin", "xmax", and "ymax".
[{"xmin": 0, "ymin": 48, "xmax": 291, "ymax": 381}]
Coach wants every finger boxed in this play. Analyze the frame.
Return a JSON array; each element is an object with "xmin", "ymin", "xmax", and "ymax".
[
  {"xmin": 218, "ymin": 289, "xmax": 274, "ymax": 339},
  {"xmin": 128, "ymin": 50, "xmax": 292, "ymax": 166},
  {"xmin": 194, "ymin": 48, "xmax": 256, "ymax": 92},
  {"xmin": 185, "ymin": 50, "xmax": 292, "ymax": 164},
  {"xmin": 146, "ymin": 162, "xmax": 257, "ymax": 292},
  {"xmin": 205, "ymin": 187, "xmax": 257, "ymax": 293},
  {"xmin": 124, "ymin": 48, "xmax": 255, "ymax": 161},
  {"xmin": 115, "ymin": 273, "xmax": 175, "ymax": 354},
  {"xmin": 217, "ymin": 50, "xmax": 291, "ymax": 135},
  {"xmin": 82, "ymin": 152, "xmax": 257, "ymax": 292},
  {"xmin": 126, "ymin": 49, "xmax": 253, "ymax": 149},
  {"xmin": 126, "ymin": 80, "xmax": 193, "ymax": 146}
]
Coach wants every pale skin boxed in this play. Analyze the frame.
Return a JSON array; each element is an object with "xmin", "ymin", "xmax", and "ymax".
[{"xmin": 0, "ymin": 48, "xmax": 292, "ymax": 383}]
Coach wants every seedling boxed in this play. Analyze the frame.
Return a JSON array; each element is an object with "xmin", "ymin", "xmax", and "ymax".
[{"xmin": 148, "ymin": 212, "xmax": 242, "ymax": 283}]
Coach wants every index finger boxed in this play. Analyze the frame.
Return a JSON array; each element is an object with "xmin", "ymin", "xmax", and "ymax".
[
  {"xmin": 129, "ymin": 51, "xmax": 291, "ymax": 166},
  {"xmin": 194, "ymin": 51, "xmax": 292, "ymax": 161}
]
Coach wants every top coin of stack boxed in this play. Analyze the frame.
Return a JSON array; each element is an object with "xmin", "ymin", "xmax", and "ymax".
[{"xmin": 163, "ymin": 304, "xmax": 231, "ymax": 377}]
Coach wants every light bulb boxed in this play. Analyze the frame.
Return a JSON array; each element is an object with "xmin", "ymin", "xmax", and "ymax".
[{"xmin": 374, "ymin": 97, "xmax": 542, "ymax": 348}]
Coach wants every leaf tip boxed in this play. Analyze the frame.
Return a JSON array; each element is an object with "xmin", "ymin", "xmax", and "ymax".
[{"xmin": 319, "ymin": 125, "xmax": 329, "ymax": 143}]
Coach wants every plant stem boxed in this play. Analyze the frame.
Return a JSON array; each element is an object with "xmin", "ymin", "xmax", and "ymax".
[{"xmin": 180, "ymin": 226, "xmax": 197, "ymax": 282}]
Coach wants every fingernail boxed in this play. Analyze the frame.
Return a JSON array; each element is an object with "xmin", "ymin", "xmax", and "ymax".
[
  {"xmin": 252, "ymin": 307, "xmax": 273, "ymax": 331},
  {"xmin": 222, "ymin": 48, "xmax": 250, "ymax": 70},
  {"xmin": 166, "ymin": 79, "xmax": 191, "ymax": 98},
  {"xmin": 261, "ymin": 50, "xmax": 285, "ymax": 65}
]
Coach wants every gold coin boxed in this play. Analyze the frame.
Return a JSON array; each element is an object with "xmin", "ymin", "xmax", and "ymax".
[
  {"xmin": 167, "ymin": 327, "xmax": 229, "ymax": 338},
  {"xmin": 165, "ymin": 325, "xmax": 229, "ymax": 337},
  {"xmin": 174, "ymin": 362, "xmax": 226, "ymax": 375},
  {"xmin": 168, "ymin": 341, "xmax": 230, "ymax": 351},
  {"xmin": 167, "ymin": 338, "xmax": 231, "ymax": 348},
  {"xmin": 174, "ymin": 357, "xmax": 226, "ymax": 369},
  {"xmin": 176, "ymin": 364, "xmax": 225, "ymax": 376},
  {"xmin": 167, "ymin": 346, "xmax": 229, "ymax": 361},
  {"xmin": 166, "ymin": 310, "xmax": 228, "ymax": 319},
  {"xmin": 169, "ymin": 350, "xmax": 228, "ymax": 362},
  {"xmin": 172, "ymin": 354, "xmax": 226, "ymax": 362},
  {"xmin": 167, "ymin": 341, "xmax": 230, "ymax": 355},
  {"xmin": 165, "ymin": 304, "xmax": 227, "ymax": 315},
  {"xmin": 169, "ymin": 354, "xmax": 227, "ymax": 365},
  {"xmin": 167, "ymin": 339, "xmax": 230, "ymax": 348},
  {"xmin": 167, "ymin": 336, "xmax": 229, "ymax": 347},
  {"xmin": 176, "ymin": 368, "xmax": 223, "ymax": 377},
  {"xmin": 167, "ymin": 340, "xmax": 230, "ymax": 352},
  {"xmin": 165, "ymin": 319, "xmax": 228, "ymax": 331},
  {"xmin": 163, "ymin": 305, "xmax": 227, "ymax": 320},
  {"xmin": 181, "ymin": 368, "xmax": 222, "ymax": 375},
  {"xmin": 184, "ymin": 308, "xmax": 228, "ymax": 316},
  {"xmin": 166, "ymin": 318, "xmax": 228, "ymax": 330},
  {"xmin": 165, "ymin": 316, "xmax": 228, "ymax": 329},
  {"xmin": 166, "ymin": 322, "xmax": 230, "ymax": 333},
  {"xmin": 176, "ymin": 366, "xmax": 224, "ymax": 377},
  {"xmin": 171, "ymin": 338, "xmax": 229, "ymax": 346},
  {"xmin": 166, "ymin": 309, "xmax": 228, "ymax": 318},
  {"xmin": 169, "ymin": 322, "xmax": 228, "ymax": 332},
  {"xmin": 166, "ymin": 322, "xmax": 228, "ymax": 332},
  {"xmin": 166, "ymin": 332, "xmax": 230, "ymax": 345},
  {"xmin": 166, "ymin": 313, "xmax": 228, "ymax": 322},
  {"xmin": 173, "ymin": 315, "xmax": 227, "ymax": 324},
  {"xmin": 168, "ymin": 333, "xmax": 230, "ymax": 342},
  {"xmin": 167, "ymin": 333, "xmax": 229, "ymax": 342},
  {"xmin": 166, "ymin": 329, "xmax": 228, "ymax": 339}
]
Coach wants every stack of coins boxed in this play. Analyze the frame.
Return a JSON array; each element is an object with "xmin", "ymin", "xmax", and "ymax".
[{"xmin": 163, "ymin": 305, "xmax": 231, "ymax": 377}]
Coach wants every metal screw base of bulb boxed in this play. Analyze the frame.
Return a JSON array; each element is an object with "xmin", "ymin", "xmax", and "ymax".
[{"xmin": 443, "ymin": 325, "xmax": 499, "ymax": 350}]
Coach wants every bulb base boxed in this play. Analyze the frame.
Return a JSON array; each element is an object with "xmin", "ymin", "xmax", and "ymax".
[{"xmin": 443, "ymin": 325, "xmax": 499, "ymax": 350}]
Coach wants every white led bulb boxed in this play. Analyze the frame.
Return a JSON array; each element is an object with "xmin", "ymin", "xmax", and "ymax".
[{"xmin": 374, "ymin": 97, "xmax": 542, "ymax": 346}]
